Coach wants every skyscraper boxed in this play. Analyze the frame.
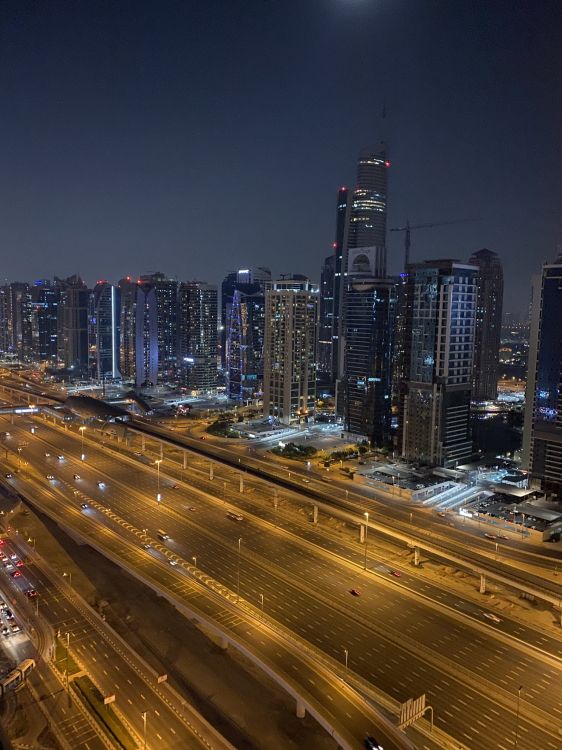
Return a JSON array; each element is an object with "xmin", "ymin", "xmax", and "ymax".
[
  {"xmin": 263, "ymin": 278, "xmax": 318, "ymax": 425},
  {"xmin": 8, "ymin": 282, "xmax": 34, "ymax": 361},
  {"xmin": 178, "ymin": 281, "xmax": 218, "ymax": 392},
  {"xmin": 140, "ymin": 273, "xmax": 178, "ymax": 382},
  {"xmin": 57, "ymin": 275, "xmax": 90, "ymax": 375},
  {"xmin": 399, "ymin": 260, "xmax": 478, "ymax": 467},
  {"xmin": 331, "ymin": 186, "xmax": 349, "ymax": 379},
  {"xmin": 118, "ymin": 277, "xmax": 138, "ymax": 381},
  {"xmin": 221, "ymin": 267, "xmax": 271, "ymax": 366},
  {"xmin": 469, "ymin": 248, "xmax": 504, "ymax": 401},
  {"xmin": 135, "ymin": 279, "xmax": 158, "ymax": 388},
  {"xmin": 522, "ymin": 257, "xmax": 562, "ymax": 497},
  {"xmin": 317, "ymin": 254, "xmax": 335, "ymax": 378},
  {"xmin": 31, "ymin": 280, "xmax": 60, "ymax": 365},
  {"xmin": 343, "ymin": 277, "xmax": 396, "ymax": 444},
  {"xmin": 89, "ymin": 281, "xmax": 120, "ymax": 381}
]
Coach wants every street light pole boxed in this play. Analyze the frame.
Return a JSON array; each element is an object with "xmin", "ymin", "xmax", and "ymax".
[
  {"xmin": 141, "ymin": 710, "xmax": 147, "ymax": 750},
  {"xmin": 79, "ymin": 425, "xmax": 86, "ymax": 460},
  {"xmin": 237, "ymin": 537, "xmax": 242, "ymax": 602},
  {"xmin": 514, "ymin": 685, "xmax": 523, "ymax": 748},
  {"xmin": 363, "ymin": 512, "xmax": 369, "ymax": 570},
  {"xmin": 155, "ymin": 459, "xmax": 162, "ymax": 502},
  {"xmin": 344, "ymin": 648, "xmax": 348, "ymax": 673},
  {"xmin": 192, "ymin": 556, "xmax": 197, "ymax": 569},
  {"xmin": 260, "ymin": 593, "xmax": 264, "ymax": 618},
  {"xmin": 63, "ymin": 571, "xmax": 72, "ymax": 587}
]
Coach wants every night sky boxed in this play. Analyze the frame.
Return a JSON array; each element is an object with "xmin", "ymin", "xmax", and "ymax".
[{"xmin": 1, "ymin": 0, "xmax": 560, "ymax": 314}]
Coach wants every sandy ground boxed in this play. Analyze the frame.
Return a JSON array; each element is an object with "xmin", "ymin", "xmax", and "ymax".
[{"xmin": 10, "ymin": 504, "xmax": 338, "ymax": 750}]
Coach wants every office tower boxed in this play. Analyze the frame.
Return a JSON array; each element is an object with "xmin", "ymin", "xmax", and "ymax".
[
  {"xmin": 0, "ymin": 286, "xmax": 12, "ymax": 355},
  {"xmin": 522, "ymin": 257, "xmax": 562, "ymax": 497},
  {"xmin": 221, "ymin": 267, "xmax": 271, "ymax": 366},
  {"xmin": 139, "ymin": 273, "xmax": 178, "ymax": 382},
  {"xmin": 8, "ymin": 282, "xmax": 34, "ymax": 360},
  {"xmin": 57, "ymin": 275, "xmax": 90, "ymax": 376},
  {"xmin": 263, "ymin": 278, "xmax": 318, "ymax": 425},
  {"xmin": 31, "ymin": 280, "xmax": 60, "ymax": 364},
  {"xmin": 334, "ymin": 146, "xmax": 389, "ymax": 398},
  {"xmin": 343, "ymin": 277, "xmax": 396, "ymax": 444},
  {"xmin": 178, "ymin": 282, "xmax": 218, "ymax": 392},
  {"xmin": 118, "ymin": 277, "xmax": 138, "ymax": 381},
  {"xmin": 469, "ymin": 248, "xmax": 504, "ymax": 401},
  {"xmin": 135, "ymin": 279, "xmax": 158, "ymax": 388},
  {"xmin": 226, "ymin": 288, "xmax": 267, "ymax": 402},
  {"xmin": 89, "ymin": 281, "xmax": 120, "ymax": 381},
  {"xmin": 317, "ymin": 254, "xmax": 335, "ymax": 378},
  {"xmin": 399, "ymin": 260, "xmax": 478, "ymax": 467},
  {"xmin": 331, "ymin": 187, "xmax": 349, "ymax": 379}
]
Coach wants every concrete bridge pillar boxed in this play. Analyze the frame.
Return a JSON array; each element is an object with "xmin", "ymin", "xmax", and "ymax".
[
  {"xmin": 159, "ymin": 442, "xmax": 164, "ymax": 459},
  {"xmin": 209, "ymin": 461, "xmax": 213, "ymax": 479},
  {"xmin": 141, "ymin": 435, "xmax": 146, "ymax": 451},
  {"xmin": 479, "ymin": 574, "xmax": 486, "ymax": 594},
  {"xmin": 239, "ymin": 474, "xmax": 244, "ymax": 493},
  {"xmin": 296, "ymin": 699, "xmax": 306, "ymax": 719},
  {"xmin": 218, "ymin": 636, "xmax": 228, "ymax": 650},
  {"xmin": 414, "ymin": 547, "xmax": 420, "ymax": 567},
  {"xmin": 313, "ymin": 505, "xmax": 318, "ymax": 524},
  {"xmin": 359, "ymin": 524, "xmax": 365, "ymax": 544}
]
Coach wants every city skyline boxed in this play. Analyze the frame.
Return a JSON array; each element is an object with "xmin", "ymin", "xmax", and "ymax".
[{"xmin": 1, "ymin": 1, "xmax": 560, "ymax": 315}]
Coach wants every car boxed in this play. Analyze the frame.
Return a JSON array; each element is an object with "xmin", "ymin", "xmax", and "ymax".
[
  {"xmin": 133, "ymin": 451, "xmax": 142, "ymax": 456},
  {"xmin": 364, "ymin": 736, "xmax": 384, "ymax": 750},
  {"xmin": 349, "ymin": 588, "xmax": 362, "ymax": 597},
  {"xmin": 484, "ymin": 533, "xmax": 497, "ymax": 540},
  {"xmin": 73, "ymin": 474, "xmax": 81, "ymax": 480},
  {"xmin": 0, "ymin": 600, "xmax": 5, "ymax": 609},
  {"xmin": 498, "ymin": 534, "xmax": 509, "ymax": 540},
  {"xmin": 4, "ymin": 433, "xmax": 10, "ymax": 438},
  {"xmin": 171, "ymin": 484, "xmax": 179, "ymax": 489},
  {"xmin": 302, "ymin": 478, "xmax": 310, "ymax": 484},
  {"xmin": 169, "ymin": 559, "xmax": 178, "ymax": 566},
  {"xmin": 44, "ymin": 452, "xmax": 50, "ymax": 457},
  {"xmin": 10, "ymin": 623, "xmax": 20, "ymax": 634},
  {"xmin": 10, "ymin": 571, "xmax": 21, "ymax": 578},
  {"xmin": 142, "ymin": 543, "xmax": 151, "ymax": 550},
  {"xmin": 25, "ymin": 589, "xmax": 37, "ymax": 598},
  {"xmin": 1, "ymin": 626, "xmax": 9, "ymax": 637},
  {"xmin": 226, "ymin": 511, "xmax": 243, "ymax": 522},
  {"xmin": 57, "ymin": 455, "xmax": 64, "ymax": 460},
  {"xmin": 3, "ymin": 562, "xmax": 14, "ymax": 570},
  {"xmin": 390, "ymin": 570, "xmax": 401, "ymax": 578},
  {"xmin": 483, "ymin": 612, "xmax": 501, "ymax": 624},
  {"xmin": 437, "ymin": 511, "xmax": 446, "ymax": 518},
  {"xmin": 15, "ymin": 560, "xmax": 24, "ymax": 567},
  {"xmin": 80, "ymin": 503, "xmax": 88, "ymax": 509},
  {"xmin": 46, "ymin": 474, "xmax": 55, "ymax": 480},
  {"xmin": 97, "ymin": 481, "xmax": 105, "ymax": 488},
  {"xmin": 200, "ymin": 436, "xmax": 206, "ymax": 440},
  {"xmin": 5, "ymin": 609, "xmax": 13, "ymax": 620},
  {"xmin": 4, "ymin": 473, "xmax": 13, "ymax": 479},
  {"xmin": 187, "ymin": 506, "xmax": 197, "ymax": 512},
  {"xmin": 10, "ymin": 554, "xmax": 17, "ymax": 560}
]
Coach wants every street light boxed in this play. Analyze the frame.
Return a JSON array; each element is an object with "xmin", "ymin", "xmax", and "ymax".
[
  {"xmin": 79, "ymin": 425, "xmax": 86, "ymax": 460},
  {"xmin": 363, "ymin": 512, "xmax": 369, "ymax": 570},
  {"xmin": 260, "ymin": 593, "xmax": 264, "ymax": 618},
  {"xmin": 141, "ymin": 710, "xmax": 147, "ymax": 750},
  {"xmin": 192, "ymin": 556, "xmax": 197, "ymax": 569},
  {"xmin": 64, "ymin": 632, "xmax": 70, "ymax": 689},
  {"xmin": 237, "ymin": 537, "xmax": 242, "ymax": 602},
  {"xmin": 514, "ymin": 685, "xmax": 523, "ymax": 748},
  {"xmin": 62, "ymin": 571, "xmax": 72, "ymax": 587},
  {"xmin": 343, "ymin": 647, "xmax": 348, "ymax": 672},
  {"xmin": 155, "ymin": 459, "xmax": 162, "ymax": 502}
]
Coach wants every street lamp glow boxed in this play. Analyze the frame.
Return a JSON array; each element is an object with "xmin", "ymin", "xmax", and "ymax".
[
  {"xmin": 79, "ymin": 425, "xmax": 86, "ymax": 460},
  {"xmin": 364, "ymin": 511, "xmax": 369, "ymax": 570},
  {"xmin": 155, "ymin": 459, "xmax": 163, "ymax": 502}
]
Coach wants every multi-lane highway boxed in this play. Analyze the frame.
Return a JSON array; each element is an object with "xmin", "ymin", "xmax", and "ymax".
[
  {"xmin": 2, "ymin": 414, "xmax": 562, "ymax": 750},
  {"xmin": 0, "ymin": 532, "xmax": 232, "ymax": 750}
]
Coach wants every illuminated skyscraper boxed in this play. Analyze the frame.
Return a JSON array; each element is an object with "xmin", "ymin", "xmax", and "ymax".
[
  {"xmin": 31, "ymin": 280, "xmax": 60, "ymax": 364},
  {"xmin": 89, "ymin": 281, "xmax": 120, "ymax": 381},
  {"xmin": 317, "ymin": 254, "xmax": 335, "ymax": 377},
  {"xmin": 399, "ymin": 260, "xmax": 478, "ymax": 467},
  {"xmin": 178, "ymin": 281, "xmax": 218, "ymax": 392},
  {"xmin": 522, "ymin": 256, "xmax": 562, "ymax": 497},
  {"xmin": 469, "ymin": 248, "xmax": 503, "ymax": 401},
  {"xmin": 57, "ymin": 275, "xmax": 90, "ymax": 375},
  {"xmin": 118, "ymin": 277, "xmax": 137, "ymax": 380},
  {"xmin": 135, "ymin": 279, "xmax": 158, "ymax": 388},
  {"xmin": 263, "ymin": 278, "xmax": 318, "ymax": 425}
]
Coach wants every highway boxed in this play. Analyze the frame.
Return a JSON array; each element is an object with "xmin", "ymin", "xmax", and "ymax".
[
  {"xmin": 3, "ymin": 414, "xmax": 562, "ymax": 750},
  {"xmin": 1, "ymin": 417, "xmax": 419, "ymax": 750},
  {"xmin": 0, "ymin": 533, "xmax": 230, "ymax": 750}
]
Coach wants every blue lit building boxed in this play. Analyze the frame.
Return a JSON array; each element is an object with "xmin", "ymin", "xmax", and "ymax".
[
  {"xmin": 523, "ymin": 257, "xmax": 562, "ymax": 497},
  {"xmin": 89, "ymin": 281, "xmax": 120, "ymax": 381}
]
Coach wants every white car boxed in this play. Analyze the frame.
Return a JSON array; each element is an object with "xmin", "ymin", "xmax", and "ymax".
[{"xmin": 483, "ymin": 612, "xmax": 501, "ymax": 624}]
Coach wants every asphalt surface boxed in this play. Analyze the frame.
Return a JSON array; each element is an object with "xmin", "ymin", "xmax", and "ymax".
[
  {"xmin": 0, "ymin": 534, "xmax": 225, "ymax": 750},
  {"xmin": 2, "ymin": 416, "xmax": 562, "ymax": 750}
]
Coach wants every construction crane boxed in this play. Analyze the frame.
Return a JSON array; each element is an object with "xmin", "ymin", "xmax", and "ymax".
[{"xmin": 390, "ymin": 218, "xmax": 479, "ymax": 268}]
